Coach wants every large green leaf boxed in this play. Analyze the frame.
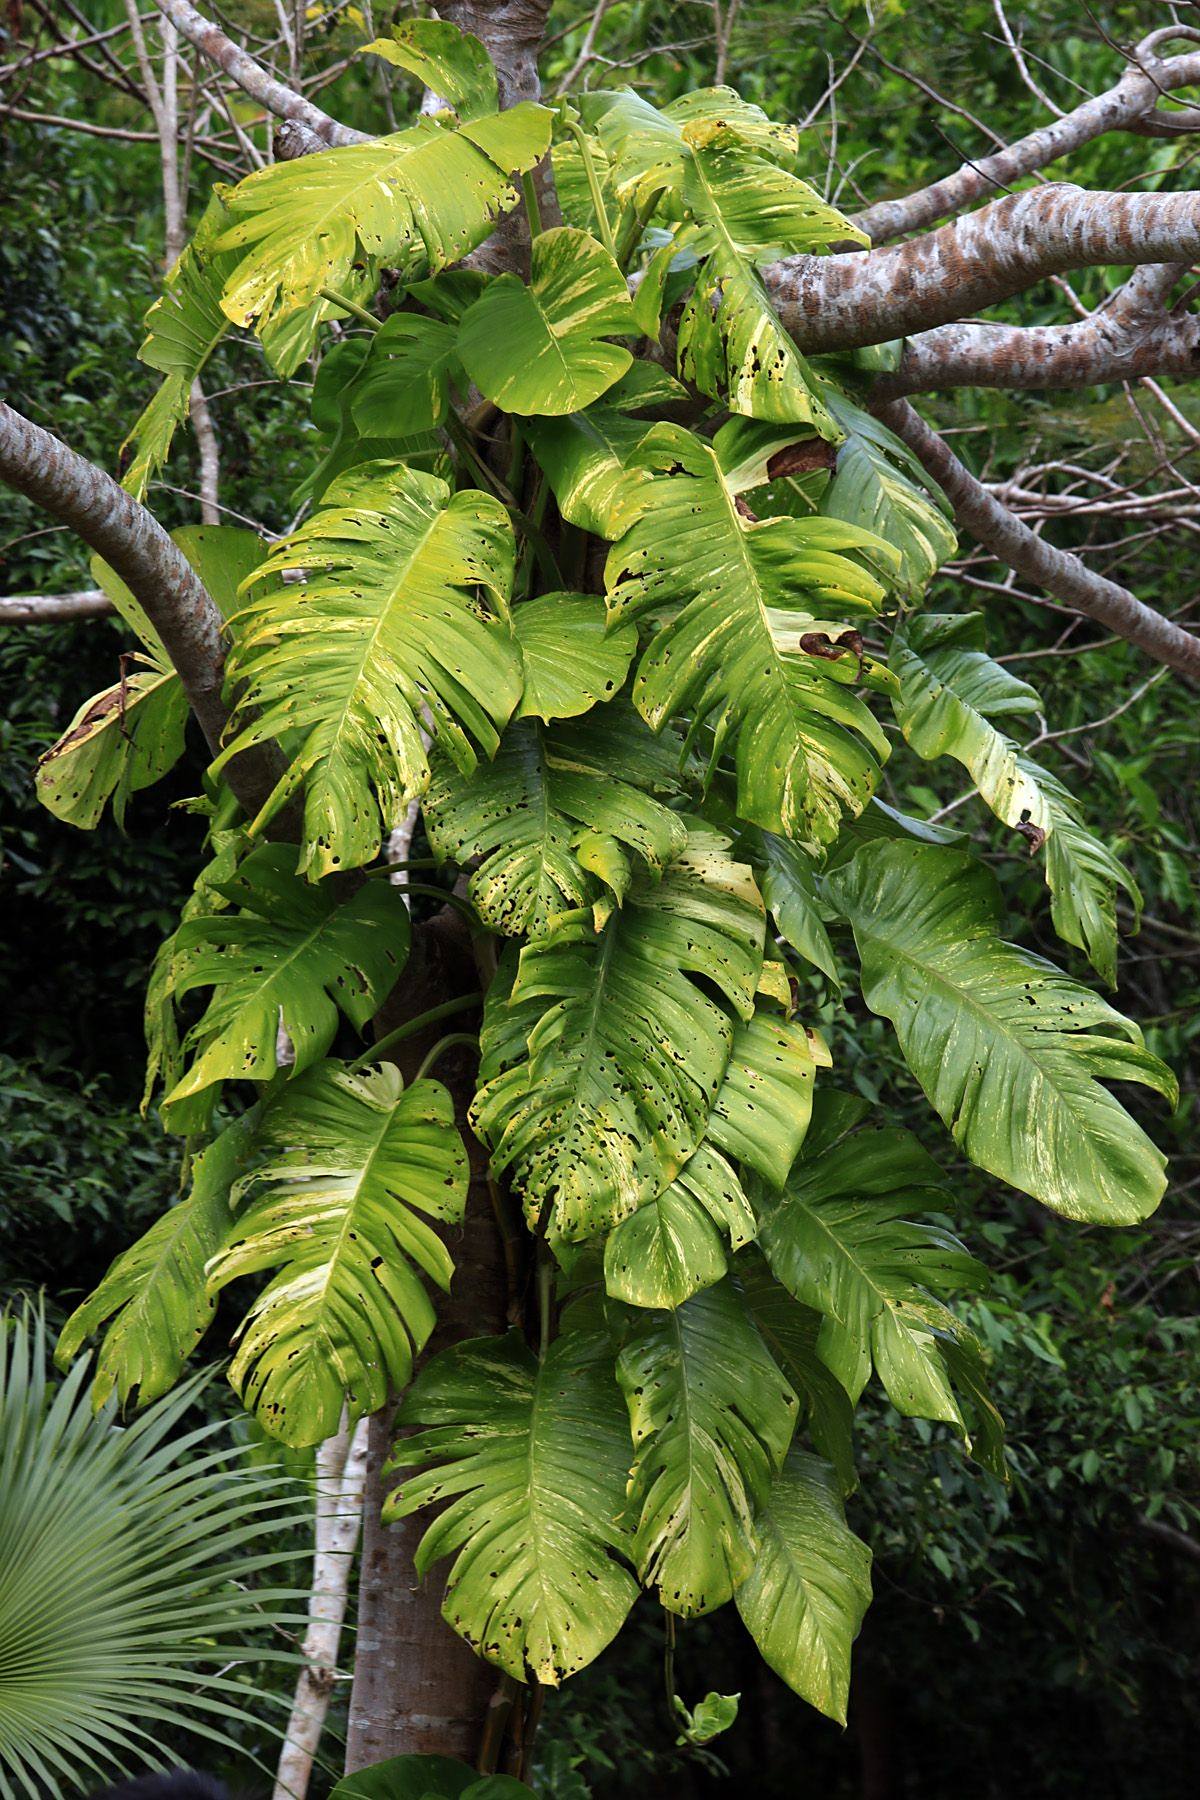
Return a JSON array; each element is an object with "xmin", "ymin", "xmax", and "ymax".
[
  {"xmin": 676, "ymin": 141, "xmax": 861, "ymax": 427},
  {"xmin": 331, "ymin": 1756, "xmax": 534, "ymax": 1800},
  {"xmin": 604, "ymin": 1011, "xmax": 828, "ymax": 1309},
  {"xmin": 37, "ymin": 526, "xmax": 265, "ymax": 830},
  {"xmin": 55, "ymin": 1115, "xmax": 254, "ymax": 1408},
  {"xmin": 828, "ymin": 840, "xmax": 1175, "ymax": 1222},
  {"xmin": 738, "ymin": 1253, "xmax": 856, "ymax": 1494},
  {"xmin": 349, "ymin": 313, "xmax": 462, "ymax": 439},
  {"xmin": 751, "ymin": 830, "xmax": 841, "ymax": 985},
  {"xmin": 360, "ymin": 18, "xmax": 498, "ymax": 122},
  {"xmin": 219, "ymin": 461, "xmax": 521, "ymax": 877},
  {"xmin": 594, "ymin": 87, "xmax": 800, "ymax": 208},
  {"xmin": 734, "ymin": 1448, "xmax": 871, "ymax": 1723},
  {"xmin": 819, "ymin": 392, "xmax": 956, "ymax": 595},
  {"xmin": 207, "ymin": 1062, "xmax": 467, "ymax": 1447},
  {"xmin": 424, "ymin": 702, "xmax": 687, "ymax": 938},
  {"xmin": 121, "ymin": 194, "xmax": 236, "ymax": 499},
  {"xmin": 511, "ymin": 592, "xmax": 637, "ymax": 723},
  {"xmin": 522, "ymin": 375, "xmax": 664, "ymax": 539},
  {"xmin": 605, "ymin": 425, "xmax": 893, "ymax": 845},
  {"xmin": 471, "ymin": 827, "xmax": 764, "ymax": 1239},
  {"xmin": 617, "ymin": 1278, "xmax": 798, "ymax": 1615},
  {"xmin": 1, "ymin": 1310, "xmax": 305, "ymax": 1800},
  {"xmin": 216, "ymin": 105, "xmax": 552, "ymax": 372},
  {"xmin": 161, "ymin": 843, "xmax": 409, "ymax": 1123},
  {"xmin": 756, "ymin": 1092, "xmax": 981, "ymax": 1422},
  {"xmin": 385, "ymin": 1327, "xmax": 638, "ymax": 1684},
  {"xmin": 458, "ymin": 226, "xmax": 635, "ymax": 415},
  {"xmin": 891, "ymin": 613, "xmax": 1138, "ymax": 984},
  {"xmin": 36, "ymin": 660, "xmax": 188, "ymax": 830}
]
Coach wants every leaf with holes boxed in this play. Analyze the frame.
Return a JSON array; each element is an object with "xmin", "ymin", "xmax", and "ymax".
[
  {"xmin": 458, "ymin": 227, "xmax": 635, "ymax": 415},
  {"xmin": 216, "ymin": 105, "xmax": 552, "ymax": 372},
  {"xmin": 384, "ymin": 1326, "xmax": 638, "ymax": 1684},
  {"xmin": 617, "ymin": 1277, "xmax": 798, "ymax": 1615},
  {"xmin": 606, "ymin": 425, "xmax": 894, "ymax": 846},
  {"xmin": 161, "ymin": 843, "xmax": 409, "ymax": 1124},
  {"xmin": 208, "ymin": 1061, "xmax": 467, "ymax": 1446},
  {"xmin": 218, "ymin": 461, "xmax": 521, "ymax": 878},
  {"xmin": 471, "ymin": 826, "xmax": 764, "ymax": 1239},
  {"xmin": 424, "ymin": 701, "xmax": 687, "ymax": 938},
  {"xmin": 604, "ymin": 1012, "xmax": 828, "ymax": 1309},
  {"xmin": 828, "ymin": 840, "xmax": 1175, "ymax": 1223}
]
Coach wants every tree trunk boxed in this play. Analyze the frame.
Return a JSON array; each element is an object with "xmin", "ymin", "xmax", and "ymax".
[{"xmin": 344, "ymin": 921, "xmax": 515, "ymax": 1769}]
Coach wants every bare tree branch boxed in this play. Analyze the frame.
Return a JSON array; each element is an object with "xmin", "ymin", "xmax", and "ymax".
[
  {"xmin": 770, "ymin": 185, "xmax": 1200, "ymax": 355},
  {"xmin": 0, "ymin": 590, "xmax": 113, "ymax": 623},
  {"xmin": 151, "ymin": 0, "xmax": 366, "ymax": 146},
  {"xmin": 851, "ymin": 31, "xmax": 1200, "ymax": 245},
  {"xmin": 0, "ymin": 401, "xmax": 287, "ymax": 811},
  {"xmin": 874, "ymin": 264, "xmax": 1198, "ymax": 395},
  {"xmin": 873, "ymin": 399, "xmax": 1200, "ymax": 677}
]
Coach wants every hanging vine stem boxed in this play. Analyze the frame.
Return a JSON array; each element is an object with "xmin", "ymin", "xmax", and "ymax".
[
  {"xmin": 413, "ymin": 1030, "xmax": 480, "ymax": 1083},
  {"xmin": 349, "ymin": 992, "xmax": 483, "ymax": 1072},
  {"xmin": 562, "ymin": 109, "xmax": 617, "ymax": 257}
]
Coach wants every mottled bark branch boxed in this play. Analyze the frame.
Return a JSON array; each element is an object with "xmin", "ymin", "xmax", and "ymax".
[
  {"xmin": 875, "ymin": 399, "xmax": 1200, "ymax": 678},
  {"xmin": 874, "ymin": 264, "xmax": 1198, "ymax": 396},
  {"xmin": 0, "ymin": 401, "xmax": 287, "ymax": 811},
  {"xmin": 0, "ymin": 589, "xmax": 113, "ymax": 622},
  {"xmin": 851, "ymin": 32, "xmax": 1200, "ymax": 245},
  {"xmin": 151, "ymin": 0, "xmax": 366, "ymax": 146},
  {"xmin": 770, "ymin": 186, "xmax": 1200, "ymax": 357}
]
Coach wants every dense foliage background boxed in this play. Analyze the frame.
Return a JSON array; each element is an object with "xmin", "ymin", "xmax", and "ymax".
[{"xmin": 1, "ymin": 3, "xmax": 1196, "ymax": 1795}]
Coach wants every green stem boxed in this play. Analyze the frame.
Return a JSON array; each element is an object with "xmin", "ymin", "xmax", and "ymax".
[
  {"xmin": 317, "ymin": 285, "xmax": 381, "ymax": 332},
  {"xmin": 414, "ymin": 1031, "xmax": 479, "ymax": 1083},
  {"xmin": 399, "ymin": 881, "xmax": 480, "ymax": 923},
  {"xmin": 521, "ymin": 169, "xmax": 543, "ymax": 239},
  {"xmin": 566, "ymin": 120, "xmax": 616, "ymax": 258},
  {"xmin": 445, "ymin": 411, "xmax": 565, "ymax": 588},
  {"xmin": 350, "ymin": 992, "xmax": 482, "ymax": 1071},
  {"xmin": 615, "ymin": 187, "xmax": 664, "ymax": 268}
]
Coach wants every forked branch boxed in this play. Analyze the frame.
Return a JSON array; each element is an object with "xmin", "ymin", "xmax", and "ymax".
[
  {"xmin": 875, "ymin": 399, "xmax": 1200, "ymax": 678},
  {"xmin": 770, "ymin": 186, "xmax": 1200, "ymax": 355},
  {"xmin": 851, "ymin": 29, "xmax": 1200, "ymax": 244}
]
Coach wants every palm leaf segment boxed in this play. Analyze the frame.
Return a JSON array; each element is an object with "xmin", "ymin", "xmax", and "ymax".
[
  {"xmin": 606, "ymin": 425, "xmax": 895, "ymax": 844},
  {"xmin": 208, "ymin": 1061, "xmax": 469, "ymax": 1447},
  {"xmin": 471, "ymin": 826, "xmax": 766, "ymax": 1240},
  {"xmin": 385, "ymin": 1326, "xmax": 639, "ymax": 1685},
  {"xmin": 891, "ymin": 612, "xmax": 1139, "ymax": 984},
  {"xmin": 220, "ymin": 461, "xmax": 522, "ymax": 878},
  {"xmin": 829, "ymin": 839, "xmax": 1176, "ymax": 1223},
  {"xmin": 0, "ymin": 1308, "xmax": 304, "ymax": 1800}
]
